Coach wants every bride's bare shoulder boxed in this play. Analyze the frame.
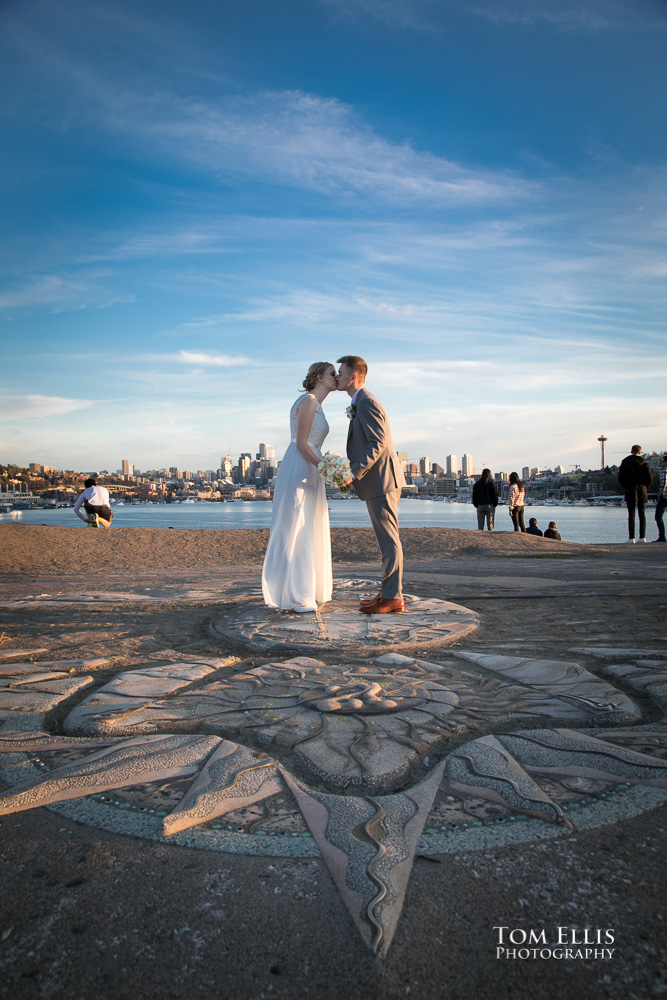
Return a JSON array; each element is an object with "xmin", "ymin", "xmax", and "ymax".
[{"xmin": 294, "ymin": 392, "xmax": 317, "ymax": 408}]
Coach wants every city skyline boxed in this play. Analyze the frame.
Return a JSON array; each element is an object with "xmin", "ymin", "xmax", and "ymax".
[
  {"xmin": 16, "ymin": 436, "xmax": 660, "ymax": 485},
  {"xmin": 1, "ymin": 1, "xmax": 666, "ymax": 474}
]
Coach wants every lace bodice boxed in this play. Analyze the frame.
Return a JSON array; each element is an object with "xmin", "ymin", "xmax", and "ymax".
[{"xmin": 290, "ymin": 394, "xmax": 329, "ymax": 450}]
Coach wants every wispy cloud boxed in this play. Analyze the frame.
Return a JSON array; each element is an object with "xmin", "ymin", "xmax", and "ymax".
[
  {"xmin": 121, "ymin": 90, "xmax": 531, "ymax": 206},
  {"xmin": 319, "ymin": 0, "xmax": 438, "ymax": 32},
  {"xmin": 320, "ymin": 0, "xmax": 667, "ymax": 33},
  {"xmin": 0, "ymin": 273, "xmax": 134, "ymax": 312},
  {"xmin": 3, "ymin": 21, "xmax": 531, "ymax": 211},
  {"xmin": 79, "ymin": 229, "xmax": 234, "ymax": 263},
  {"xmin": 467, "ymin": 0, "xmax": 667, "ymax": 33},
  {"xmin": 0, "ymin": 393, "xmax": 94, "ymax": 419}
]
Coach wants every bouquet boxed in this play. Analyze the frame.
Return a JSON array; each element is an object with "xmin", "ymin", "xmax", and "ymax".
[{"xmin": 318, "ymin": 452, "xmax": 352, "ymax": 493}]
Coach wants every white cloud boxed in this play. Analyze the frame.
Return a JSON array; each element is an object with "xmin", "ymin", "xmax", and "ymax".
[
  {"xmin": 0, "ymin": 393, "xmax": 94, "ymax": 419},
  {"xmin": 10, "ymin": 37, "xmax": 529, "ymax": 210},
  {"xmin": 356, "ymin": 297, "xmax": 414, "ymax": 317},
  {"xmin": 174, "ymin": 350, "xmax": 250, "ymax": 367},
  {"xmin": 132, "ymin": 90, "xmax": 530, "ymax": 205}
]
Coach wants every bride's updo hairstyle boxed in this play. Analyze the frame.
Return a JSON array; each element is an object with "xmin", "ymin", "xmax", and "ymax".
[{"xmin": 303, "ymin": 361, "xmax": 333, "ymax": 392}]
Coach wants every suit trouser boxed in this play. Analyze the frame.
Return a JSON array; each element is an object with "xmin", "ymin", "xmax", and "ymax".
[
  {"xmin": 625, "ymin": 488, "xmax": 647, "ymax": 540},
  {"xmin": 365, "ymin": 488, "xmax": 403, "ymax": 599}
]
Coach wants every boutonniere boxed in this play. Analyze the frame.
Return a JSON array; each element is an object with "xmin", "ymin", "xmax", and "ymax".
[{"xmin": 346, "ymin": 404, "xmax": 357, "ymax": 421}]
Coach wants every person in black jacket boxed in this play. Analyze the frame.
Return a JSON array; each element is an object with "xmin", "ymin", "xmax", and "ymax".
[
  {"xmin": 544, "ymin": 521, "xmax": 561, "ymax": 540},
  {"xmin": 526, "ymin": 517, "xmax": 543, "ymax": 536},
  {"xmin": 472, "ymin": 469, "xmax": 498, "ymax": 530},
  {"xmin": 618, "ymin": 445, "xmax": 653, "ymax": 543}
]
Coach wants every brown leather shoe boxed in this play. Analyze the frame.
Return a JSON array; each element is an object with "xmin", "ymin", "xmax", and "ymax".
[
  {"xmin": 359, "ymin": 597, "xmax": 404, "ymax": 614},
  {"xmin": 359, "ymin": 592, "xmax": 382, "ymax": 607}
]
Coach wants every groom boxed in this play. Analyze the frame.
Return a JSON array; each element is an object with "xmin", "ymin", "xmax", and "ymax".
[{"xmin": 337, "ymin": 355, "xmax": 406, "ymax": 613}]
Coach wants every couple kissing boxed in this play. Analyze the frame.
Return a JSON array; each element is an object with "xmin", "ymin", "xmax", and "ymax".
[{"xmin": 262, "ymin": 355, "xmax": 406, "ymax": 615}]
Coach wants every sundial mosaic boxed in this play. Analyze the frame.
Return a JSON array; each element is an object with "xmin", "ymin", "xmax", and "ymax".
[{"xmin": 1, "ymin": 581, "xmax": 666, "ymax": 956}]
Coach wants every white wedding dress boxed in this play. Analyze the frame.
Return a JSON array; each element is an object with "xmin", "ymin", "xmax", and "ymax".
[{"xmin": 261, "ymin": 394, "xmax": 333, "ymax": 611}]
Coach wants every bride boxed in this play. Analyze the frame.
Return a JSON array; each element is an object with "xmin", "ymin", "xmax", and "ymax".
[{"xmin": 262, "ymin": 362, "xmax": 338, "ymax": 612}]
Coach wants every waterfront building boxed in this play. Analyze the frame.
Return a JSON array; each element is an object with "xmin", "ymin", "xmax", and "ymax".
[
  {"xmin": 461, "ymin": 454, "xmax": 474, "ymax": 477},
  {"xmin": 446, "ymin": 454, "xmax": 458, "ymax": 476},
  {"xmin": 432, "ymin": 477, "xmax": 457, "ymax": 496}
]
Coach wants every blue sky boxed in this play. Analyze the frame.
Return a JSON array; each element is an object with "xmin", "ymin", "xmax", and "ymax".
[{"xmin": 1, "ymin": 0, "xmax": 666, "ymax": 475}]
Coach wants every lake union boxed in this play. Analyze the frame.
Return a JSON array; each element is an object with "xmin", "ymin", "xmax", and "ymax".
[{"xmin": 0, "ymin": 498, "xmax": 648, "ymax": 545}]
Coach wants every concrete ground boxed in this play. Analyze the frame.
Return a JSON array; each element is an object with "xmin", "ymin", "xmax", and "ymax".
[{"xmin": 1, "ymin": 537, "xmax": 666, "ymax": 1000}]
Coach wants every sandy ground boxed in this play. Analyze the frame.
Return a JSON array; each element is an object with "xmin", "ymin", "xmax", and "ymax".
[
  {"xmin": 0, "ymin": 524, "xmax": 611, "ymax": 578},
  {"xmin": 0, "ymin": 526, "xmax": 666, "ymax": 1000}
]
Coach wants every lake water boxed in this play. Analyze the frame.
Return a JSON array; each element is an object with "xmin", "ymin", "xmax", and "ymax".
[{"xmin": 0, "ymin": 499, "xmax": 649, "ymax": 545}]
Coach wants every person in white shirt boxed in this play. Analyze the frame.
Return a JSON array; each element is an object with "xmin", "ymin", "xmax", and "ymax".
[{"xmin": 73, "ymin": 478, "xmax": 113, "ymax": 528}]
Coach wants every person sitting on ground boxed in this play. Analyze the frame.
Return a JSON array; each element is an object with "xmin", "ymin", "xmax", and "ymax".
[
  {"xmin": 526, "ymin": 517, "xmax": 543, "ymax": 536},
  {"xmin": 543, "ymin": 521, "xmax": 561, "ymax": 540},
  {"xmin": 73, "ymin": 477, "xmax": 113, "ymax": 528}
]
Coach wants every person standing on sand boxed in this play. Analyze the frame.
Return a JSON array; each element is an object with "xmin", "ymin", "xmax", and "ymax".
[
  {"xmin": 73, "ymin": 478, "xmax": 113, "ymax": 528},
  {"xmin": 618, "ymin": 444, "xmax": 653, "ymax": 543},
  {"xmin": 472, "ymin": 469, "xmax": 498, "ymax": 530},
  {"xmin": 337, "ymin": 355, "xmax": 406, "ymax": 614},
  {"xmin": 507, "ymin": 472, "xmax": 526, "ymax": 532},
  {"xmin": 261, "ymin": 362, "xmax": 338, "ymax": 613}
]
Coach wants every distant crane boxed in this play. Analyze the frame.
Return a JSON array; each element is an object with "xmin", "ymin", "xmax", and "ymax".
[{"xmin": 597, "ymin": 434, "xmax": 608, "ymax": 469}]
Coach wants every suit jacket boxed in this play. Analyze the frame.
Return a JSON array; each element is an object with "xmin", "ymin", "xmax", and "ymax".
[{"xmin": 346, "ymin": 387, "xmax": 406, "ymax": 501}]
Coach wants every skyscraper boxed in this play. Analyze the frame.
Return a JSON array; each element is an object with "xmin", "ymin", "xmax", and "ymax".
[
  {"xmin": 446, "ymin": 454, "xmax": 458, "ymax": 477},
  {"xmin": 238, "ymin": 453, "xmax": 252, "ymax": 481},
  {"xmin": 461, "ymin": 454, "xmax": 474, "ymax": 477}
]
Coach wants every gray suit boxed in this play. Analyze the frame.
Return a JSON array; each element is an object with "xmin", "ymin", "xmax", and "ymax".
[{"xmin": 346, "ymin": 387, "xmax": 406, "ymax": 599}]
